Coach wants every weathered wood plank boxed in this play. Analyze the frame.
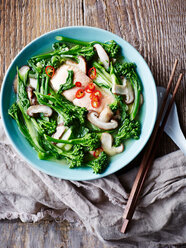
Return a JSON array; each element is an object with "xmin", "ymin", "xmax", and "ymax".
[
  {"xmin": 0, "ymin": 219, "xmax": 109, "ymax": 248},
  {"xmin": 0, "ymin": 0, "xmax": 185, "ymax": 247}
]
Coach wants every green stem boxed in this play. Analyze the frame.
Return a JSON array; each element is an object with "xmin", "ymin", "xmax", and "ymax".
[
  {"xmin": 45, "ymin": 135, "xmax": 81, "ymax": 144},
  {"xmin": 129, "ymin": 78, "xmax": 141, "ymax": 120}
]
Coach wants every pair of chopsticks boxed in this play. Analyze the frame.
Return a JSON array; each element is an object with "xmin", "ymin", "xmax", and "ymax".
[{"xmin": 121, "ymin": 59, "xmax": 183, "ymax": 233}]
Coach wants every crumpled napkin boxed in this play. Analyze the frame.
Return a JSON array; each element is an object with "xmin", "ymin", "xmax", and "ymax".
[{"xmin": 0, "ymin": 119, "xmax": 185, "ymax": 247}]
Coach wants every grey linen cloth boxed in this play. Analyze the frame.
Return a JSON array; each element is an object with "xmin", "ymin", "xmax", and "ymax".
[{"xmin": 0, "ymin": 119, "xmax": 185, "ymax": 247}]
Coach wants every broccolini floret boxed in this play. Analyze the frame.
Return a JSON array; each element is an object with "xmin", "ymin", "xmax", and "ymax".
[
  {"xmin": 35, "ymin": 91, "xmax": 87, "ymax": 125},
  {"xmin": 87, "ymin": 152, "xmax": 109, "ymax": 174},
  {"xmin": 55, "ymin": 36, "xmax": 121, "ymax": 58},
  {"xmin": 109, "ymin": 95, "xmax": 127, "ymax": 122},
  {"xmin": 102, "ymin": 40, "xmax": 120, "ymax": 58},
  {"xmin": 114, "ymin": 118, "xmax": 140, "ymax": 146},
  {"xmin": 37, "ymin": 117, "xmax": 57, "ymax": 135}
]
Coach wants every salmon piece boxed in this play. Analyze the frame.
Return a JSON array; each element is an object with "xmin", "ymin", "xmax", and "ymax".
[{"xmin": 50, "ymin": 64, "xmax": 115, "ymax": 113}]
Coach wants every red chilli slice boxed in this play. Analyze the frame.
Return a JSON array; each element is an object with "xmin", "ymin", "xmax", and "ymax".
[
  {"xmin": 88, "ymin": 67, "xmax": 96, "ymax": 80},
  {"xmin": 85, "ymin": 83, "xmax": 95, "ymax": 93},
  {"xmin": 75, "ymin": 81, "xmax": 82, "ymax": 87},
  {"xmin": 88, "ymin": 82, "xmax": 95, "ymax": 91},
  {"xmin": 45, "ymin": 66, "xmax": 55, "ymax": 78},
  {"xmin": 91, "ymin": 95, "xmax": 99, "ymax": 102},
  {"xmin": 93, "ymin": 90, "xmax": 102, "ymax": 98},
  {"xmin": 93, "ymin": 147, "xmax": 103, "ymax": 158},
  {"xmin": 91, "ymin": 99, "xmax": 100, "ymax": 108},
  {"xmin": 85, "ymin": 87, "xmax": 93, "ymax": 93},
  {"xmin": 75, "ymin": 89, "xmax": 85, "ymax": 99}
]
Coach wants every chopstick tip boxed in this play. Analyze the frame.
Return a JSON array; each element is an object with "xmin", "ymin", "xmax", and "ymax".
[{"xmin": 121, "ymin": 218, "xmax": 129, "ymax": 233}]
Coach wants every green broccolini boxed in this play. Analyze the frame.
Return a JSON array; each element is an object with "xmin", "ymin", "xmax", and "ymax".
[
  {"xmin": 35, "ymin": 92, "xmax": 75, "ymax": 126},
  {"xmin": 114, "ymin": 118, "xmax": 140, "ymax": 146},
  {"xmin": 55, "ymin": 36, "xmax": 120, "ymax": 58},
  {"xmin": 35, "ymin": 92, "xmax": 87, "ymax": 125},
  {"xmin": 8, "ymin": 102, "xmax": 84, "ymax": 167},
  {"xmin": 37, "ymin": 117, "xmax": 57, "ymax": 135},
  {"xmin": 87, "ymin": 152, "xmax": 109, "ymax": 174},
  {"xmin": 114, "ymin": 62, "xmax": 141, "ymax": 120},
  {"xmin": 92, "ymin": 61, "xmax": 113, "ymax": 88},
  {"xmin": 17, "ymin": 68, "xmax": 30, "ymax": 117},
  {"xmin": 109, "ymin": 95, "xmax": 127, "ymax": 122},
  {"xmin": 45, "ymin": 133, "xmax": 101, "ymax": 151}
]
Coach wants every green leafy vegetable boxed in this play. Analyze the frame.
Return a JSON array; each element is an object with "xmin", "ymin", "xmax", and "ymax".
[
  {"xmin": 57, "ymin": 70, "xmax": 75, "ymax": 94},
  {"xmin": 45, "ymin": 133, "xmax": 101, "ymax": 151},
  {"xmin": 56, "ymin": 36, "xmax": 120, "ymax": 58},
  {"xmin": 114, "ymin": 118, "xmax": 140, "ymax": 146},
  {"xmin": 87, "ymin": 152, "xmax": 109, "ymax": 174},
  {"xmin": 37, "ymin": 117, "xmax": 57, "ymax": 135},
  {"xmin": 114, "ymin": 62, "xmax": 141, "ymax": 120},
  {"xmin": 17, "ymin": 68, "xmax": 30, "ymax": 117}
]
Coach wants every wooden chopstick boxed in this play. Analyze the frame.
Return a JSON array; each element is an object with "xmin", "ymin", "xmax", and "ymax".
[
  {"xmin": 121, "ymin": 59, "xmax": 178, "ymax": 232},
  {"xmin": 132, "ymin": 73, "xmax": 183, "ymax": 213},
  {"xmin": 121, "ymin": 60, "xmax": 182, "ymax": 233}
]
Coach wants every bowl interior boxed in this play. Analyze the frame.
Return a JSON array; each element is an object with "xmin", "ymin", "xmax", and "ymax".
[{"xmin": 1, "ymin": 26, "xmax": 157, "ymax": 180}]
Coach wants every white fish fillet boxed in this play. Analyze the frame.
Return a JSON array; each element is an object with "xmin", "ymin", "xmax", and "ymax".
[{"xmin": 50, "ymin": 64, "xmax": 115, "ymax": 113}]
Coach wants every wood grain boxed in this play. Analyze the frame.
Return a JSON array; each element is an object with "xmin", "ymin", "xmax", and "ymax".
[
  {"xmin": 0, "ymin": 0, "xmax": 185, "ymax": 247},
  {"xmin": 0, "ymin": 219, "xmax": 108, "ymax": 248}
]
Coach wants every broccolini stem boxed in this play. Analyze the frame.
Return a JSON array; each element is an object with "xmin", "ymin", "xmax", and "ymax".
[
  {"xmin": 45, "ymin": 135, "xmax": 83, "ymax": 144},
  {"xmin": 55, "ymin": 36, "xmax": 95, "ymax": 46},
  {"xmin": 36, "ymin": 73, "xmax": 40, "ymax": 92},
  {"xmin": 129, "ymin": 81, "xmax": 141, "ymax": 120},
  {"xmin": 44, "ymin": 76, "xmax": 50, "ymax": 95}
]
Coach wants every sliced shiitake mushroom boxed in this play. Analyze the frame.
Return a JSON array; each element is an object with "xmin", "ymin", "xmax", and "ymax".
[
  {"xmin": 101, "ymin": 133, "xmax": 124, "ymax": 156},
  {"xmin": 27, "ymin": 105, "xmax": 53, "ymax": 117},
  {"xmin": 26, "ymin": 86, "xmax": 37, "ymax": 105},
  {"xmin": 87, "ymin": 111, "xmax": 118, "ymax": 130},
  {"xmin": 112, "ymin": 78, "xmax": 134, "ymax": 104},
  {"xmin": 93, "ymin": 44, "xmax": 110, "ymax": 70},
  {"xmin": 99, "ymin": 106, "xmax": 113, "ymax": 122}
]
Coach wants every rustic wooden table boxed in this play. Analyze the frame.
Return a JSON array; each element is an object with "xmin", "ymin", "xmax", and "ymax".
[{"xmin": 0, "ymin": 0, "xmax": 185, "ymax": 247}]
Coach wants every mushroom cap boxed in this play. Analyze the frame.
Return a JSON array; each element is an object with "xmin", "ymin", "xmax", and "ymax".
[
  {"xmin": 101, "ymin": 133, "xmax": 124, "ymax": 156},
  {"xmin": 27, "ymin": 105, "xmax": 53, "ymax": 117},
  {"xmin": 93, "ymin": 44, "xmax": 110, "ymax": 70},
  {"xmin": 87, "ymin": 111, "xmax": 118, "ymax": 130},
  {"xmin": 112, "ymin": 78, "xmax": 134, "ymax": 104}
]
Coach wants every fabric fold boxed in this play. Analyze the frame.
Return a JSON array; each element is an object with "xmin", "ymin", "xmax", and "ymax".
[{"xmin": 0, "ymin": 119, "xmax": 185, "ymax": 247}]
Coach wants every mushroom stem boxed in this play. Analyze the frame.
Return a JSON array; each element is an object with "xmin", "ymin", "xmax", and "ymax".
[
  {"xmin": 101, "ymin": 133, "xmax": 124, "ymax": 156},
  {"xmin": 99, "ymin": 106, "xmax": 113, "ymax": 122}
]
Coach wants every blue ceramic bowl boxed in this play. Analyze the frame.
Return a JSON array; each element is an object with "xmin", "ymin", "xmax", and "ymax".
[{"xmin": 0, "ymin": 26, "xmax": 157, "ymax": 180}]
